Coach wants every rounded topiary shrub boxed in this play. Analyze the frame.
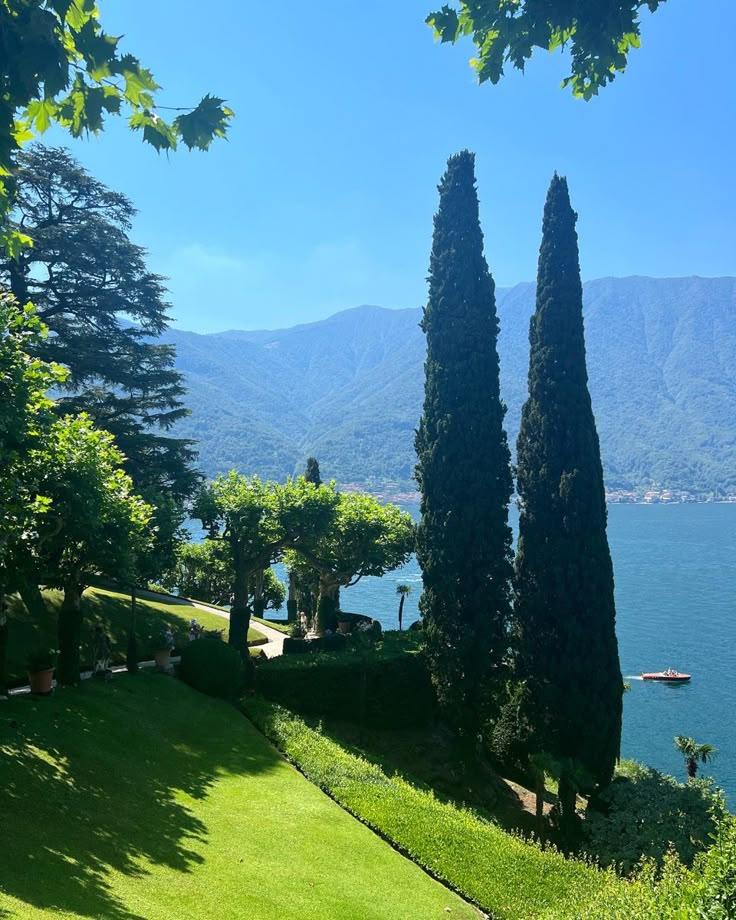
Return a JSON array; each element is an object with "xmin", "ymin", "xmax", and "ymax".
[{"xmin": 180, "ymin": 637, "xmax": 242, "ymax": 700}]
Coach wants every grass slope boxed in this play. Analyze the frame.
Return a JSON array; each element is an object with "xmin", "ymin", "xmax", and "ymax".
[
  {"xmin": 4, "ymin": 587, "xmax": 263, "ymax": 687},
  {"xmin": 0, "ymin": 674, "xmax": 478, "ymax": 920},
  {"xmin": 245, "ymin": 698, "xmax": 636, "ymax": 920}
]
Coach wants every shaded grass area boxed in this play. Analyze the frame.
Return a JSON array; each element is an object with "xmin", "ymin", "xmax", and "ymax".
[
  {"xmin": 0, "ymin": 674, "xmax": 478, "ymax": 920},
  {"xmin": 4, "ymin": 587, "xmax": 263, "ymax": 687},
  {"xmin": 245, "ymin": 697, "xmax": 637, "ymax": 920},
  {"xmin": 311, "ymin": 716, "xmax": 542, "ymax": 835}
]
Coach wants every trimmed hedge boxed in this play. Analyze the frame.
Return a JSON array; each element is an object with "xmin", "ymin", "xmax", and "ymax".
[
  {"xmin": 257, "ymin": 632, "xmax": 436, "ymax": 728},
  {"xmin": 243, "ymin": 698, "xmax": 632, "ymax": 919},
  {"xmin": 180, "ymin": 637, "xmax": 242, "ymax": 700}
]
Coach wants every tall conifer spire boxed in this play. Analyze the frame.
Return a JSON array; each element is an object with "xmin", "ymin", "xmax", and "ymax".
[
  {"xmin": 415, "ymin": 151, "xmax": 513, "ymax": 740},
  {"xmin": 514, "ymin": 174, "xmax": 622, "ymax": 823}
]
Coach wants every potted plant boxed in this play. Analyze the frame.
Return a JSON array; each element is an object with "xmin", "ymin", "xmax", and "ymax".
[
  {"xmin": 27, "ymin": 649, "xmax": 56, "ymax": 695},
  {"xmin": 336, "ymin": 612, "xmax": 352, "ymax": 635},
  {"xmin": 154, "ymin": 627, "xmax": 176, "ymax": 671}
]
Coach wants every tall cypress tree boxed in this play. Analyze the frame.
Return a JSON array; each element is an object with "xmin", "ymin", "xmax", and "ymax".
[
  {"xmin": 415, "ymin": 151, "xmax": 513, "ymax": 743},
  {"xmin": 514, "ymin": 174, "xmax": 622, "ymax": 826},
  {"xmin": 304, "ymin": 457, "xmax": 322, "ymax": 486}
]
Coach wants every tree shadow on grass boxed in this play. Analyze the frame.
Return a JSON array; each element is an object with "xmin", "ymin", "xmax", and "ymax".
[
  {"xmin": 312, "ymin": 717, "xmax": 541, "ymax": 834},
  {"xmin": 0, "ymin": 673, "xmax": 279, "ymax": 919}
]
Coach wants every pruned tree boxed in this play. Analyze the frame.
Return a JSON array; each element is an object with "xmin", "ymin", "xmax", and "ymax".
[
  {"xmin": 288, "ymin": 491, "xmax": 415, "ymax": 634},
  {"xmin": 196, "ymin": 473, "xmax": 338, "ymax": 657},
  {"xmin": 304, "ymin": 457, "xmax": 323, "ymax": 486}
]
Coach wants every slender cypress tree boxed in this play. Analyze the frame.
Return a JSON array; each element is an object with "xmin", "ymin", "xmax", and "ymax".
[
  {"xmin": 415, "ymin": 151, "xmax": 513, "ymax": 743},
  {"xmin": 304, "ymin": 457, "xmax": 323, "ymax": 486},
  {"xmin": 514, "ymin": 174, "xmax": 622, "ymax": 826}
]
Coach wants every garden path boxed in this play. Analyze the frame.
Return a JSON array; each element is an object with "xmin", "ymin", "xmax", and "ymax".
[{"xmin": 136, "ymin": 589, "xmax": 287, "ymax": 658}]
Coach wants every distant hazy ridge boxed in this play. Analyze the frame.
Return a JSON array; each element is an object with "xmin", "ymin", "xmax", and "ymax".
[{"xmin": 166, "ymin": 276, "xmax": 736, "ymax": 497}]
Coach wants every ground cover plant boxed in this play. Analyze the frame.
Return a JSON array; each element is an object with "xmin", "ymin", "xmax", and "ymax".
[
  {"xmin": 3, "ymin": 586, "xmax": 263, "ymax": 686},
  {"xmin": 0, "ymin": 673, "xmax": 477, "ymax": 920},
  {"xmin": 583, "ymin": 759, "xmax": 723, "ymax": 874}
]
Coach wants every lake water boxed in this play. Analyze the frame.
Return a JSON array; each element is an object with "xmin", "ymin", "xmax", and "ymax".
[{"xmin": 335, "ymin": 503, "xmax": 736, "ymax": 803}]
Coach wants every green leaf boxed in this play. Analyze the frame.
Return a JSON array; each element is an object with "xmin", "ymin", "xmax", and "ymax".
[
  {"xmin": 0, "ymin": 229, "xmax": 34, "ymax": 259},
  {"xmin": 426, "ymin": 6, "xmax": 460, "ymax": 42},
  {"xmin": 66, "ymin": 0, "xmax": 97, "ymax": 32},
  {"xmin": 115, "ymin": 55, "xmax": 159, "ymax": 107},
  {"xmin": 12, "ymin": 119, "xmax": 36, "ymax": 147},
  {"xmin": 173, "ymin": 95, "xmax": 233, "ymax": 151},
  {"xmin": 129, "ymin": 112, "xmax": 178, "ymax": 152},
  {"xmin": 25, "ymin": 99, "xmax": 58, "ymax": 134}
]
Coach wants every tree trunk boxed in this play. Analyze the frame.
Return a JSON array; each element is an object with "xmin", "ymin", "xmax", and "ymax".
[
  {"xmin": 57, "ymin": 583, "xmax": 83, "ymax": 686},
  {"xmin": 315, "ymin": 578, "xmax": 338, "ymax": 634},
  {"xmin": 230, "ymin": 565, "xmax": 252, "ymax": 681},
  {"xmin": 687, "ymin": 757, "xmax": 697, "ymax": 780},
  {"xmin": 8, "ymin": 259, "xmax": 29, "ymax": 304},
  {"xmin": 18, "ymin": 580, "xmax": 47, "ymax": 621},
  {"xmin": 0, "ymin": 590, "xmax": 8, "ymax": 699},
  {"xmin": 535, "ymin": 771, "xmax": 546, "ymax": 842},
  {"xmin": 398, "ymin": 595, "xmax": 405, "ymax": 631},
  {"xmin": 127, "ymin": 585, "xmax": 139, "ymax": 673},
  {"xmin": 557, "ymin": 773, "xmax": 578, "ymax": 843},
  {"xmin": 286, "ymin": 573, "xmax": 297, "ymax": 624},
  {"xmin": 253, "ymin": 569, "xmax": 265, "ymax": 620}
]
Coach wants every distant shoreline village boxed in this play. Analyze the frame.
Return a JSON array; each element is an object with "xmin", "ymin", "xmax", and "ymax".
[{"xmin": 342, "ymin": 483, "xmax": 736, "ymax": 506}]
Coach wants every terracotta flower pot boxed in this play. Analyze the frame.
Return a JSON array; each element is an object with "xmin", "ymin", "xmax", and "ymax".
[
  {"xmin": 155, "ymin": 649, "xmax": 172, "ymax": 671},
  {"xmin": 28, "ymin": 667, "xmax": 54, "ymax": 695}
]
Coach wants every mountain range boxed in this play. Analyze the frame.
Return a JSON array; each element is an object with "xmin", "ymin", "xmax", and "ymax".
[{"xmin": 164, "ymin": 275, "xmax": 736, "ymax": 498}]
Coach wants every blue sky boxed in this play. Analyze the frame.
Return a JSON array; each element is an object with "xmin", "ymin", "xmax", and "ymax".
[{"xmin": 51, "ymin": 0, "xmax": 735, "ymax": 333}]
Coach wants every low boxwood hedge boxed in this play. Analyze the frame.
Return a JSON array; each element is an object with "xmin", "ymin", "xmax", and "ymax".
[
  {"xmin": 180, "ymin": 637, "xmax": 242, "ymax": 700},
  {"xmin": 257, "ymin": 632, "xmax": 436, "ymax": 728}
]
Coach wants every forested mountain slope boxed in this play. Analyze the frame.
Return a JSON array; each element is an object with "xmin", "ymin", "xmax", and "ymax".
[{"xmin": 165, "ymin": 276, "xmax": 736, "ymax": 496}]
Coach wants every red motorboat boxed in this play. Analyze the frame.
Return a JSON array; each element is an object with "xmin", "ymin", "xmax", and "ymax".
[{"xmin": 641, "ymin": 669, "xmax": 691, "ymax": 682}]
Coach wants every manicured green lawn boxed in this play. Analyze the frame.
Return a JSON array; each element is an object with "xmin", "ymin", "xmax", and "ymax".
[
  {"xmin": 0, "ymin": 674, "xmax": 478, "ymax": 919},
  {"xmin": 4, "ymin": 586, "xmax": 264, "ymax": 686},
  {"xmin": 245, "ymin": 698, "xmax": 634, "ymax": 920}
]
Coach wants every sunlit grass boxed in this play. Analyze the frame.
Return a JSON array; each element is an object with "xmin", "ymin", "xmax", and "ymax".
[{"xmin": 0, "ymin": 674, "xmax": 478, "ymax": 919}]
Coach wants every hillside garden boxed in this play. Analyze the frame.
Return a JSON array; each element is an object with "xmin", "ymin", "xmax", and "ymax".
[{"xmin": 0, "ymin": 8, "xmax": 734, "ymax": 917}]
